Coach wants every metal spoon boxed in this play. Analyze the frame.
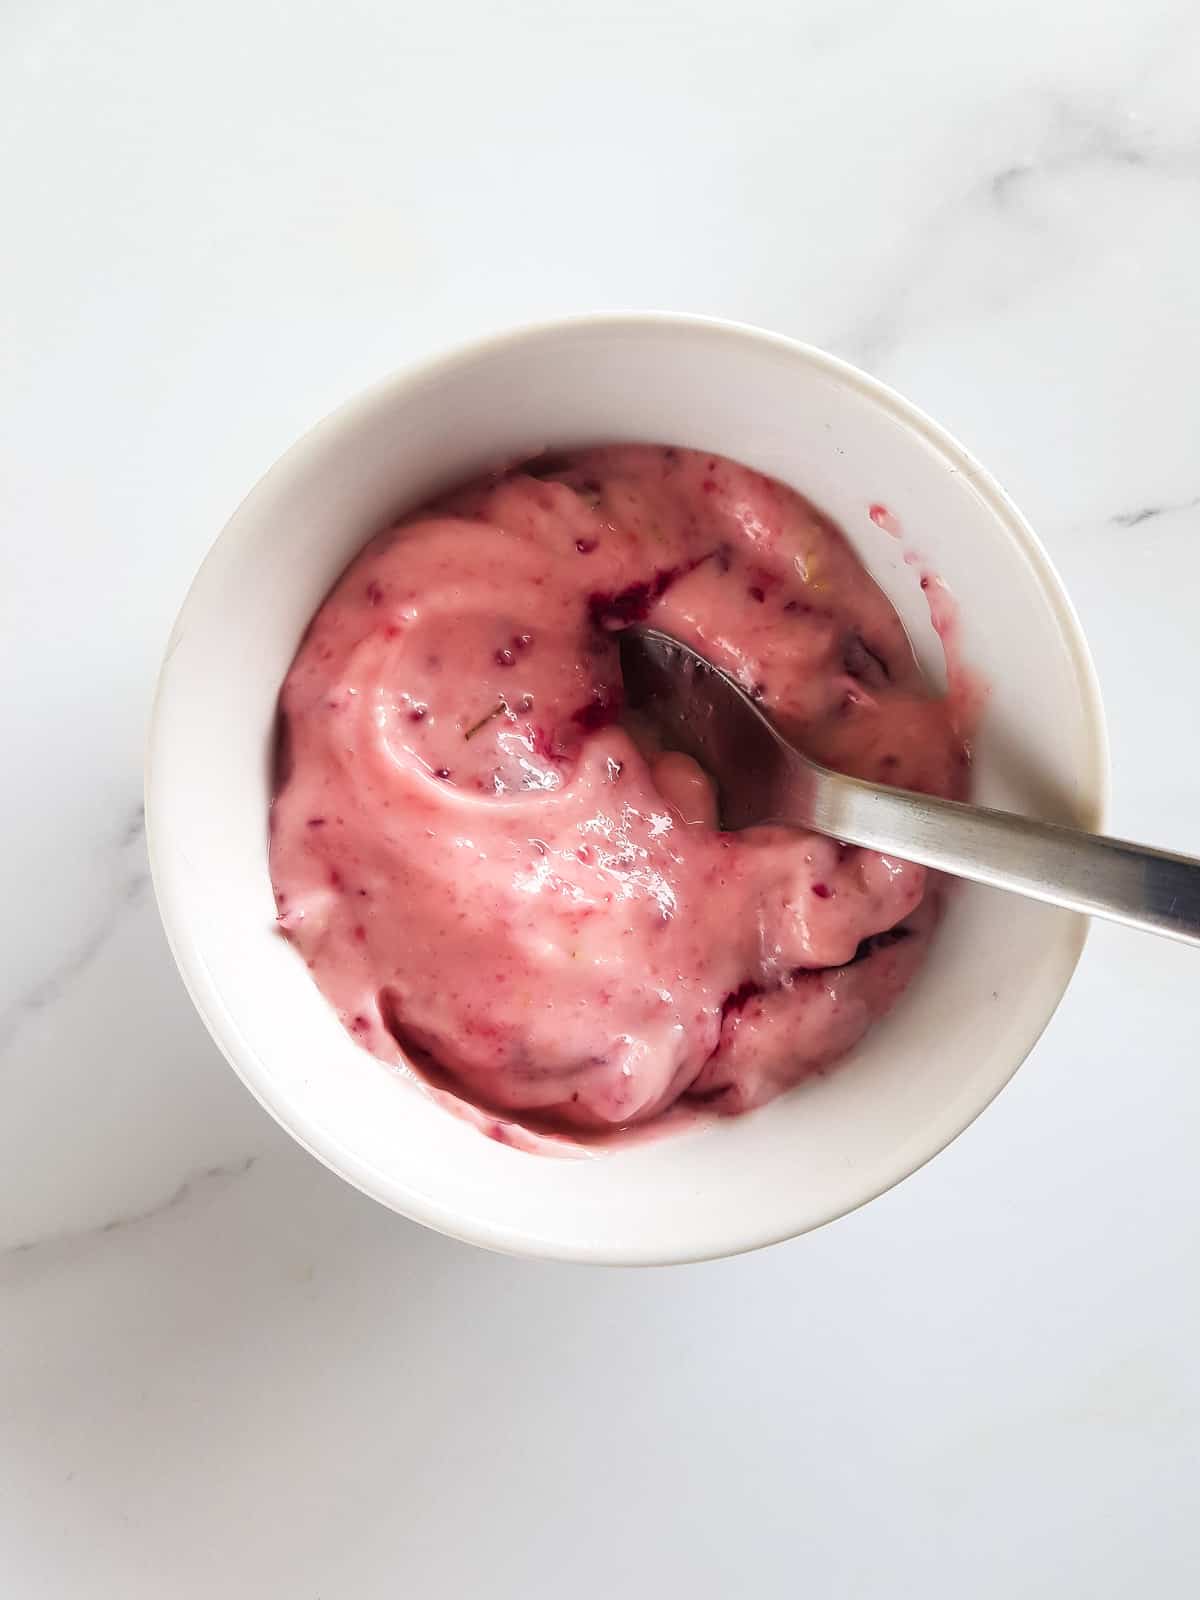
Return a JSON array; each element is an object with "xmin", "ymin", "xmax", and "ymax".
[{"xmin": 619, "ymin": 626, "xmax": 1200, "ymax": 947}]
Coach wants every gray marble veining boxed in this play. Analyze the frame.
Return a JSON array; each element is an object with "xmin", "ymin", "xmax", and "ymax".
[{"xmin": 0, "ymin": 806, "xmax": 149, "ymax": 1060}]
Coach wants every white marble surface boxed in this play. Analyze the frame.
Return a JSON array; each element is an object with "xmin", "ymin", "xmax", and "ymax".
[{"xmin": 4, "ymin": 0, "xmax": 1200, "ymax": 1593}]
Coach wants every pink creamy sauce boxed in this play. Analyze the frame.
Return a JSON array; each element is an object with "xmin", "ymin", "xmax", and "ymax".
[{"xmin": 270, "ymin": 446, "xmax": 968, "ymax": 1142}]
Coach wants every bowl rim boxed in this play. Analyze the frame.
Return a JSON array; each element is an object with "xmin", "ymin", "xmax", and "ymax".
[{"xmin": 145, "ymin": 310, "xmax": 1110, "ymax": 1264}]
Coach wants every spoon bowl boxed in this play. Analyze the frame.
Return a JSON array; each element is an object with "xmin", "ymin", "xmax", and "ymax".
[{"xmin": 622, "ymin": 626, "xmax": 1200, "ymax": 947}]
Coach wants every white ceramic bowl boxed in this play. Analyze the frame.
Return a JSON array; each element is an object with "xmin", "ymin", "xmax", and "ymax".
[{"xmin": 146, "ymin": 313, "xmax": 1107, "ymax": 1265}]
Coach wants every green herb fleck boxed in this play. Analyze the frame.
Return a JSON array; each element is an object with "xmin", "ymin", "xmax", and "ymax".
[{"xmin": 464, "ymin": 700, "xmax": 506, "ymax": 741}]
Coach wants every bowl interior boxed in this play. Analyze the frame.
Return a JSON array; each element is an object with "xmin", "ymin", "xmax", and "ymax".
[{"xmin": 147, "ymin": 316, "xmax": 1106, "ymax": 1264}]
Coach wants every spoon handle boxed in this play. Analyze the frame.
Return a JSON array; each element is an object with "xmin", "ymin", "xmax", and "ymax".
[{"xmin": 801, "ymin": 767, "xmax": 1200, "ymax": 946}]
